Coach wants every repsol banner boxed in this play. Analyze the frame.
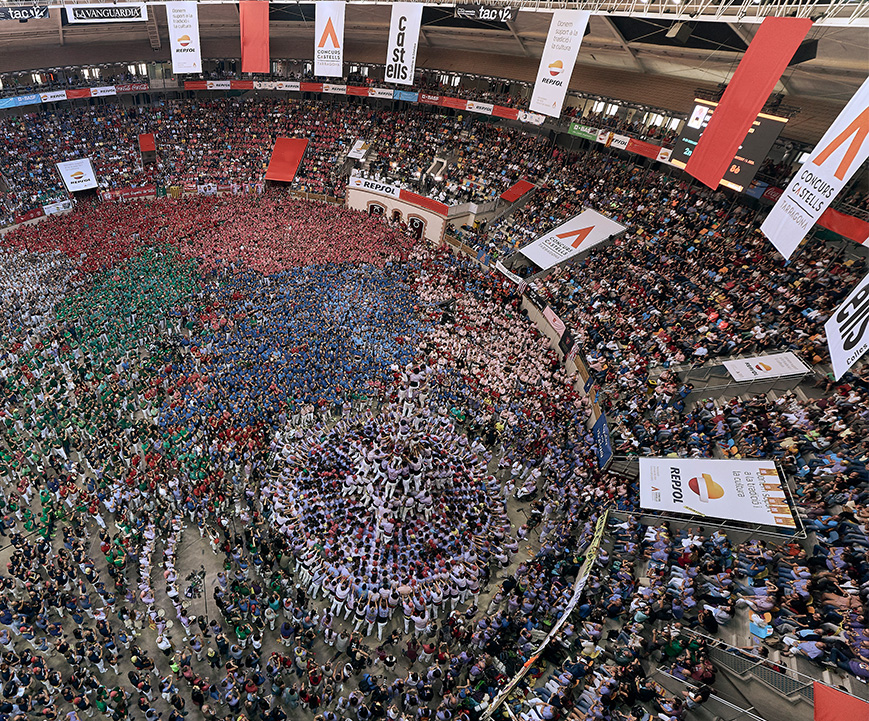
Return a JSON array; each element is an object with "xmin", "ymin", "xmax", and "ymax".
[
  {"xmin": 167, "ymin": 2, "xmax": 202, "ymax": 74},
  {"xmin": 384, "ymin": 3, "xmax": 422, "ymax": 86},
  {"xmin": 529, "ymin": 10, "xmax": 589, "ymax": 118},
  {"xmin": 348, "ymin": 174, "xmax": 401, "ymax": 198},
  {"xmin": 639, "ymin": 458, "xmax": 796, "ymax": 528}
]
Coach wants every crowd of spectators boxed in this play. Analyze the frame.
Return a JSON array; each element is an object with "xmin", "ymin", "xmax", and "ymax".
[{"xmin": 0, "ymin": 96, "xmax": 866, "ymax": 721}]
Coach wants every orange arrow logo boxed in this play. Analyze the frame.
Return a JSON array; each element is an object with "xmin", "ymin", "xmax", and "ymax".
[
  {"xmin": 318, "ymin": 17, "xmax": 340, "ymax": 48},
  {"xmin": 556, "ymin": 226, "xmax": 594, "ymax": 248}
]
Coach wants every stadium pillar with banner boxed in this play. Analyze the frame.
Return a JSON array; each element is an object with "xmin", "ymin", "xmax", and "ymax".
[{"xmin": 639, "ymin": 458, "xmax": 799, "ymax": 533}]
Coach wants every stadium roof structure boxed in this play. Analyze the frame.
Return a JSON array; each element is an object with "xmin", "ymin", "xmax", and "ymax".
[{"xmin": 0, "ymin": 2, "xmax": 866, "ymax": 142}]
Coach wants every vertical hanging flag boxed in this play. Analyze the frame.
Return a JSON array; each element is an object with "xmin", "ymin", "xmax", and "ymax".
[
  {"xmin": 384, "ymin": 3, "xmax": 423, "ymax": 86},
  {"xmin": 685, "ymin": 17, "xmax": 812, "ymax": 189},
  {"xmin": 315, "ymin": 2, "xmax": 345, "ymax": 78},
  {"xmin": 167, "ymin": 2, "xmax": 201, "ymax": 74},
  {"xmin": 240, "ymin": 1, "xmax": 270, "ymax": 74},
  {"xmin": 762, "ymin": 76, "xmax": 869, "ymax": 259},
  {"xmin": 529, "ymin": 10, "xmax": 589, "ymax": 118}
]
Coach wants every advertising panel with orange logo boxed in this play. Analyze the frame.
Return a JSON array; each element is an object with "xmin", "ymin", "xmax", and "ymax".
[
  {"xmin": 315, "ymin": 1, "xmax": 345, "ymax": 78},
  {"xmin": 639, "ymin": 458, "xmax": 796, "ymax": 528},
  {"xmin": 722, "ymin": 352, "xmax": 811, "ymax": 383},
  {"xmin": 167, "ymin": 2, "xmax": 201, "ymax": 74},
  {"xmin": 528, "ymin": 10, "xmax": 589, "ymax": 118}
]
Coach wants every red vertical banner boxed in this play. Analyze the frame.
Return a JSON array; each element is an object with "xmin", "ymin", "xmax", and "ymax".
[
  {"xmin": 685, "ymin": 17, "xmax": 812, "ymax": 189},
  {"xmin": 240, "ymin": 1, "xmax": 270, "ymax": 74}
]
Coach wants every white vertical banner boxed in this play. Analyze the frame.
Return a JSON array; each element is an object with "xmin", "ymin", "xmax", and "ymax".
[
  {"xmin": 762, "ymin": 76, "xmax": 869, "ymax": 260},
  {"xmin": 528, "ymin": 10, "xmax": 589, "ymax": 118},
  {"xmin": 315, "ymin": 1, "xmax": 345, "ymax": 78},
  {"xmin": 826, "ymin": 271, "xmax": 869, "ymax": 380},
  {"xmin": 167, "ymin": 2, "xmax": 202, "ymax": 74},
  {"xmin": 384, "ymin": 3, "xmax": 422, "ymax": 86}
]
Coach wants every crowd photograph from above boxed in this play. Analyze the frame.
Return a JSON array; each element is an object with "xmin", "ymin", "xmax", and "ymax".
[{"xmin": 0, "ymin": 3, "xmax": 867, "ymax": 721}]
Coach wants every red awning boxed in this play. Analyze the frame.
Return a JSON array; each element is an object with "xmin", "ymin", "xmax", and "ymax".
[
  {"xmin": 138, "ymin": 133, "xmax": 156, "ymax": 153},
  {"xmin": 265, "ymin": 138, "xmax": 309, "ymax": 182},
  {"xmin": 500, "ymin": 180, "xmax": 535, "ymax": 203}
]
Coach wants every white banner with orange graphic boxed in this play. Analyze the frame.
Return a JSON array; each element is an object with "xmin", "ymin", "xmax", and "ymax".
[
  {"xmin": 519, "ymin": 208, "xmax": 626, "ymax": 270},
  {"xmin": 722, "ymin": 352, "xmax": 811, "ymax": 382},
  {"xmin": 384, "ymin": 3, "xmax": 422, "ymax": 86},
  {"xmin": 529, "ymin": 10, "xmax": 589, "ymax": 118},
  {"xmin": 167, "ymin": 2, "xmax": 201, "ymax": 74},
  {"xmin": 762, "ymin": 76, "xmax": 869, "ymax": 260},
  {"xmin": 315, "ymin": 1, "xmax": 345, "ymax": 78},
  {"xmin": 56, "ymin": 158, "xmax": 98, "ymax": 192},
  {"xmin": 639, "ymin": 458, "xmax": 795, "ymax": 528}
]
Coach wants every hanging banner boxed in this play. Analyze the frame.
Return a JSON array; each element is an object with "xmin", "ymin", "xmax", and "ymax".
[
  {"xmin": 384, "ymin": 3, "xmax": 422, "ymax": 86},
  {"xmin": 722, "ymin": 352, "xmax": 811, "ymax": 382},
  {"xmin": 685, "ymin": 17, "xmax": 812, "ymax": 189},
  {"xmin": 64, "ymin": 3, "xmax": 147, "ymax": 22},
  {"xmin": 347, "ymin": 140, "xmax": 370, "ymax": 160},
  {"xmin": 167, "ymin": 2, "xmax": 202, "ymax": 74},
  {"xmin": 315, "ymin": 1, "xmax": 345, "ymax": 78},
  {"xmin": 826, "ymin": 271, "xmax": 869, "ymax": 380},
  {"xmin": 529, "ymin": 10, "xmax": 589, "ymax": 118},
  {"xmin": 639, "ymin": 458, "xmax": 796, "ymax": 528},
  {"xmin": 542, "ymin": 306, "xmax": 566, "ymax": 337},
  {"xmin": 56, "ymin": 158, "xmax": 98, "ymax": 192},
  {"xmin": 369, "ymin": 87, "xmax": 393, "ymax": 99},
  {"xmin": 761, "ymin": 76, "xmax": 869, "ymax": 260},
  {"xmin": 519, "ymin": 208, "xmax": 626, "ymax": 270},
  {"xmin": 90, "ymin": 86, "xmax": 116, "ymax": 97},
  {"xmin": 323, "ymin": 83, "xmax": 347, "ymax": 94},
  {"xmin": 43, "ymin": 199, "xmax": 73, "ymax": 216},
  {"xmin": 592, "ymin": 413, "xmax": 613, "ymax": 471},
  {"xmin": 0, "ymin": 6, "xmax": 48, "ymax": 21},
  {"xmin": 240, "ymin": 1, "xmax": 270, "ymax": 73}
]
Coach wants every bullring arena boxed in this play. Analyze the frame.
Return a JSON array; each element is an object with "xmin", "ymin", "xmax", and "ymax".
[{"xmin": 0, "ymin": 3, "xmax": 867, "ymax": 721}]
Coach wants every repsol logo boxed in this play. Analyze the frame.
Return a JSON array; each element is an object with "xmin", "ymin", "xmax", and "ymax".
[
  {"xmin": 541, "ymin": 77, "xmax": 563, "ymax": 86},
  {"xmin": 670, "ymin": 468, "xmax": 683, "ymax": 502},
  {"xmin": 175, "ymin": 48, "xmax": 197, "ymax": 53},
  {"xmin": 360, "ymin": 179, "xmax": 398, "ymax": 196}
]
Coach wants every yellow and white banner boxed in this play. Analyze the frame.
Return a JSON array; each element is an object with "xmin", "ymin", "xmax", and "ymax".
[
  {"xmin": 722, "ymin": 352, "xmax": 811, "ymax": 382},
  {"xmin": 167, "ymin": 2, "xmax": 201, "ymax": 74},
  {"xmin": 640, "ymin": 458, "xmax": 795, "ymax": 528},
  {"xmin": 762, "ymin": 76, "xmax": 869, "ymax": 260},
  {"xmin": 529, "ymin": 10, "xmax": 589, "ymax": 118},
  {"xmin": 826, "ymin": 271, "xmax": 869, "ymax": 380},
  {"xmin": 315, "ymin": 1, "xmax": 345, "ymax": 78},
  {"xmin": 384, "ymin": 3, "xmax": 422, "ymax": 86}
]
